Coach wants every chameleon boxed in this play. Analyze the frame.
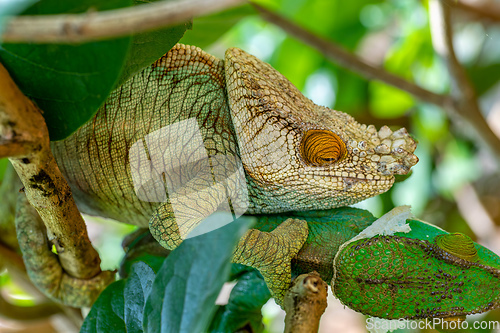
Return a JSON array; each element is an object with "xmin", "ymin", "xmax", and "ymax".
[
  {"xmin": 8, "ymin": 43, "xmax": 500, "ymax": 322},
  {"xmin": 250, "ymin": 206, "xmax": 500, "ymax": 322},
  {"xmin": 10, "ymin": 43, "xmax": 460, "ymax": 310},
  {"xmin": 46, "ymin": 43, "xmax": 418, "ymax": 302}
]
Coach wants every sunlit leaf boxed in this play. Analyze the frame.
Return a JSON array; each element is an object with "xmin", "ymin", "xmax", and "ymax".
[{"xmin": 369, "ymin": 81, "xmax": 415, "ymax": 118}]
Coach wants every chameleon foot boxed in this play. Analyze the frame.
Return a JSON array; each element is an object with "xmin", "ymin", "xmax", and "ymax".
[{"xmin": 232, "ymin": 218, "xmax": 309, "ymax": 307}]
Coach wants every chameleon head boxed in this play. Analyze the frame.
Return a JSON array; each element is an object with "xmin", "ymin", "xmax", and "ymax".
[
  {"xmin": 332, "ymin": 220, "xmax": 500, "ymax": 320},
  {"xmin": 224, "ymin": 47, "xmax": 418, "ymax": 212}
]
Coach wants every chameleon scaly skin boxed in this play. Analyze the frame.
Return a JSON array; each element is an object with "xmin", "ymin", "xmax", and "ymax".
[
  {"xmin": 45, "ymin": 44, "xmax": 420, "ymax": 308},
  {"xmin": 225, "ymin": 48, "xmax": 418, "ymax": 212},
  {"xmin": 245, "ymin": 208, "xmax": 500, "ymax": 319},
  {"xmin": 51, "ymin": 44, "xmax": 418, "ymax": 231},
  {"xmin": 51, "ymin": 44, "xmax": 236, "ymax": 228}
]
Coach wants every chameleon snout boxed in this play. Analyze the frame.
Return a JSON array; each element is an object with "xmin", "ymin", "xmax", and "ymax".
[{"xmin": 364, "ymin": 125, "xmax": 419, "ymax": 176}]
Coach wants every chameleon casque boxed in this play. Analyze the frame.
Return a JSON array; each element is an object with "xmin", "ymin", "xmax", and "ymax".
[{"xmin": 13, "ymin": 44, "xmax": 500, "ymax": 323}]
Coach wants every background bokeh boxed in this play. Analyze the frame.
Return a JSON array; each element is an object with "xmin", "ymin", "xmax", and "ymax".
[{"xmin": 2, "ymin": 0, "xmax": 500, "ymax": 332}]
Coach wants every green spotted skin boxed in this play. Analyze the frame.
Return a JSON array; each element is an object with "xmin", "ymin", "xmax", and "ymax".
[{"xmin": 333, "ymin": 220, "xmax": 500, "ymax": 319}]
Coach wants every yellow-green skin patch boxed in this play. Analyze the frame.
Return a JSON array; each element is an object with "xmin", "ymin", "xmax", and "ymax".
[{"xmin": 435, "ymin": 233, "xmax": 479, "ymax": 262}]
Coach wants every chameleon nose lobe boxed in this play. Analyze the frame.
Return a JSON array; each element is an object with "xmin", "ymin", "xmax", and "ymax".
[{"xmin": 373, "ymin": 126, "xmax": 419, "ymax": 176}]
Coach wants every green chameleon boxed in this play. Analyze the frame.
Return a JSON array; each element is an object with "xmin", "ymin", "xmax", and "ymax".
[
  {"xmin": 11, "ymin": 44, "xmax": 500, "ymax": 322},
  {"xmin": 253, "ymin": 206, "xmax": 500, "ymax": 322}
]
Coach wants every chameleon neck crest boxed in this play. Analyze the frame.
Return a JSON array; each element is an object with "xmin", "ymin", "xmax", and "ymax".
[{"xmin": 435, "ymin": 233, "xmax": 479, "ymax": 262}]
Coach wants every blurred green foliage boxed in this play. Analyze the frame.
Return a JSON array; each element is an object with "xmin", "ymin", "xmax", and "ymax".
[{"xmin": 2, "ymin": 0, "xmax": 500, "ymax": 331}]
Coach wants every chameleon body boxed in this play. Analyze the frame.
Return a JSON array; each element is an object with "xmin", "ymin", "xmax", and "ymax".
[
  {"xmin": 51, "ymin": 44, "xmax": 418, "ymax": 231},
  {"xmin": 48, "ymin": 43, "xmax": 418, "ymax": 303},
  {"xmin": 10, "ymin": 43, "xmax": 497, "ymax": 320},
  {"xmin": 8, "ymin": 42, "xmax": 460, "ymax": 313}
]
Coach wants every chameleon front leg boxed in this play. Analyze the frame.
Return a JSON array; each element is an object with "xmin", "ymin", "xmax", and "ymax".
[
  {"xmin": 232, "ymin": 218, "xmax": 309, "ymax": 306},
  {"xmin": 150, "ymin": 201, "xmax": 309, "ymax": 306},
  {"xmin": 149, "ymin": 174, "xmax": 234, "ymax": 250},
  {"xmin": 14, "ymin": 193, "xmax": 114, "ymax": 307},
  {"xmin": 149, "ymin": 154, "xmax": 248, "ymax": 250}
]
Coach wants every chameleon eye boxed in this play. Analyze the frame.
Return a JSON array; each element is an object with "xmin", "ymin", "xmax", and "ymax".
[
  {"xmin": 435, "ymin": 233, "xmax": 479, "ymax": 262},
  {"xmin": 300, "ymin": 130, "xmax": 346, "ymax": 166}
]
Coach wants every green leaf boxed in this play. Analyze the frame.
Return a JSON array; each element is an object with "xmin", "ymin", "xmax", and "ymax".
[
  {"xmin": 253, "ymin": 207, "xmax": 376, "ymax": 282},
  {"xmin": 0, "ymin": 159, "xmax": 8, "ymax": 182},
  {"xmin": 333, "ymin": 67, "xmax": 369, "ymax": 112},
  {"xmin": 180, "ymin": 4, "xmax": 255, "ymax": 49},
  {"xmin": 143, "ymin": 215, "xmax": 253, "ymax": 333},
  {"xmin": 115, "ymin": 0, "xmax": 191, "ymax": 87},
  {"xmin": 119, "ymin": 230, "xmax": 170, "ymax": 278},
  {"xmin": 209, "ymin": 270, "xmax": 270, "ymax": 333},
  {"xmin": 271, "ymin": 37, "xmax": 323, "ymax": 90},
  {"xmin": 81, "ymin": 261, "xmax": 155, "ymax": 333},
  {"xmin": 467, "ymin": 63, "xmax": 500, "ymax": 96},
  {"xmin": 0, "ymin": 0, "xmax": 132, "ymax": 141}
]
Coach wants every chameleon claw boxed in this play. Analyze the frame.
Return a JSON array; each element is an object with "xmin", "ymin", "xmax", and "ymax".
[{"xmin": 232, "ymin": 218, "xmax": 309, "ymax": 307}]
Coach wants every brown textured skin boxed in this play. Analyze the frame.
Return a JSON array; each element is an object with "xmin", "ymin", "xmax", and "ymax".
[
  {"xmin": 50, "ymin": 44, "xmax": 418, "ymax": 304},
  {"xmin": 225, "ymin": 47, "xmax": 418, "ymax": 212},
  {"xmin": 52, "ymin": 44, "xmax": 418, "ymax": 228}
]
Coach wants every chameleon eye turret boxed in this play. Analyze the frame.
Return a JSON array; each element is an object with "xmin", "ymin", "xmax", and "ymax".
[
  {"xmin": 299, "ymin": 130, "xmax": 346, "ymax": 166},
  {"xmin": 435, "ymin": 233, "xmax": 479, "ymax": 262},
  {"xmin": 332, "ymin": 222, "xmax": 500, "ymax": 320}
]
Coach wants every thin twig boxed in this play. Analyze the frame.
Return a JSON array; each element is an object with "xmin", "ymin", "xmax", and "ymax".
[
  {"xmin": 252, "ymin": 2, "xmax": 453, "ymax": 109},
  {"xmin": 445, "ymin": 0, "xmax": 500, "ymax": 23},
  {"xmin": 1, "ymin": 0, "xmax": 245, "ymax": 43},
  {"xmin": 429, "ymin": 0, "xmax": 500, "ymax": 158}
]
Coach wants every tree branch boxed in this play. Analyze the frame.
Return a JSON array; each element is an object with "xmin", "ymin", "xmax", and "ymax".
[
  {"xmin": 445, "ymin": 0, "xmax": 500, "ymax": 23},
  {"xmin": 252, "ymin": 2, "xmax": 453, "ymax": 109},
  {"xmin": 429, "ymin": 0, "xmax": 500, "ymax": 158},
  {"xmin": 15, "ymin": 193, "xmax": 114, "ymax": 307},
  {"xmin": 0, "ymin": 62, "xmax": 111, "ymax": 284},
  {"xmin": 1, "ymin": 0, "xmax": 245, "ymax": 43},
  {"xmin": 0, "ymin": 141, "xmax": 29, "ymax": 159},
  {"xmin": 284, "ymin": 271, "xmax": 328, "ymax": 333}
]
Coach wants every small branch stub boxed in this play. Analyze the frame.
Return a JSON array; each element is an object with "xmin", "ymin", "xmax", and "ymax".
[{"xmin": 284, "ymin": 271, "xmax": 328, "ymax": 333}]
